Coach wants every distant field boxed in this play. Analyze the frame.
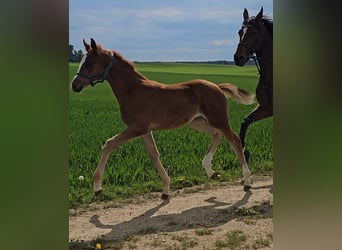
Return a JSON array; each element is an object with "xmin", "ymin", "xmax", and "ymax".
[{"xmin": 69, "ymin": 62, "xmax": 273, "ymax": 207}]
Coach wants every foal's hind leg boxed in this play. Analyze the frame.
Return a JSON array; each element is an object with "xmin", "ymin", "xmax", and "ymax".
[
  {"xmin": 221, "ymin": 126, "xmax": 252, "ymax": 190},
  {"xmin": 188, "ymin": 117, "xmax": 221, "ymax": 179},
  {"xmin": 141, "ymin": 132, "xmax": 170, "ymax": 200},
  {"xmin": 202, "ymin": 133, "xmax": 221, "ymax": 179}
]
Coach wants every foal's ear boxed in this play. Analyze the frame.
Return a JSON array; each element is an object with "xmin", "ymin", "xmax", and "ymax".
[
  {"xmin": 90, "ymin": 38, "xmax": 98, "ymax": 55},
  {"xmin": 243, "ymin": 8, "xmax": 249, "ymax": 22},
  {"xmin": 255, "ymin": 7, "xmax": 263, "ymax": 22},
  {"xmin": 83, "ymin": 39, "xmax": 91, "ymax": 52}
]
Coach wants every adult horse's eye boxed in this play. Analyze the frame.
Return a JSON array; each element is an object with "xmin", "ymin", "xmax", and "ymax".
[{"xmin": 249, "ymin": 29, "xmax": 257, "ymax": 35}]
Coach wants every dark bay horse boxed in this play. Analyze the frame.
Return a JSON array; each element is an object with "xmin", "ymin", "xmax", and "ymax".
[
  {"xmin": 71, "ymin": 38, "xmax": 255, "ymax": 199},
  {"xmin": 234, "ymin": 7, "xmax": 273, "ymax": 161}
]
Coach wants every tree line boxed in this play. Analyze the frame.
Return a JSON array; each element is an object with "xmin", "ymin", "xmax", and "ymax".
[
  {"xmin": 69, "ymin": 44, "xmax": 254, "ymax": 65},
  {"xmin": 69, "ymin": 45, "xmax": 84, "ymax": 62}
]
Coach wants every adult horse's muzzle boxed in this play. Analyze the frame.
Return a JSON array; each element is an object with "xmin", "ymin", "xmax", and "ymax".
[
  {"xmin": 234, "ymin": 53, "xmax": 248, "ymax": 66},
  {"xmin": 234, "ymin": 42, "xmax": 254, "ymax": 66}
]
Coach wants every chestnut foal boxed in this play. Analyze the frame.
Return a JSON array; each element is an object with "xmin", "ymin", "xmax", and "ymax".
[{"xmin": 71, "ymin": 38, "xmax": 255, "ymax": 199}]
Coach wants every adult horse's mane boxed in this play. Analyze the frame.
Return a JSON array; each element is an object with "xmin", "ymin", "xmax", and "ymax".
[
  {"xmin": 262, "ymin": 17, "xmax": 273, "ymax": 35},
  {"xmin": 248, "ymin": 15, "xmax": 273, "ymax": 35}
]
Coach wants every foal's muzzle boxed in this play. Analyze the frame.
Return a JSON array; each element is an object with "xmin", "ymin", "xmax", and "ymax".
[
  {"xmin": 71, "ymin": 77, "xmax": 86, "ymax": 93},
  {"xmin": 72, "ymin": 82, "xmax": 82, "ymax": 93}
]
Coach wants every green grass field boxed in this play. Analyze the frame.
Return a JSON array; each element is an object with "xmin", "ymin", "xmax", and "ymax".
[{"xmin": 69, "ymin": 62, "xmax": 273, "ymax": 207}]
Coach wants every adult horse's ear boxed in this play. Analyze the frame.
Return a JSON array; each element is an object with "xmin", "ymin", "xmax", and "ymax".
[
  {"xmin": 256, "ymin": 7, "xmax": 263, "ymax": 22},
  {"xmin": 243, "ymin": 8, "xmax": 249, "ymax": 22},
  {"xmin": 90, "ymin": 38, "xmax": 98, "ymax": 55},
  {"xmin": 83, "ymin": 39, "xmax": 91, "ymax": 52}
]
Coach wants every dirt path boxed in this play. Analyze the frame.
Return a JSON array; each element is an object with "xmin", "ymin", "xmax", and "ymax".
[{"xmin": 69, "ymin": 175, "xmax": 273, "ymax": 249}]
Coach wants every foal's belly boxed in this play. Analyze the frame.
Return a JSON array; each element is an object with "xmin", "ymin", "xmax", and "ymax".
[{"xmin": 150, "ymin": 111, "xmax": 203, "ymax": 131}]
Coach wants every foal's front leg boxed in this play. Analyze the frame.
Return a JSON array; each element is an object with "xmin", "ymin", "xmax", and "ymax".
[
  {"xmin": 141, "ymin": 132, "xmax": 170, "ymax": 200},
  {"xmin": 93, "ymin": 128, "xmax": 142, "ymax": 196}
]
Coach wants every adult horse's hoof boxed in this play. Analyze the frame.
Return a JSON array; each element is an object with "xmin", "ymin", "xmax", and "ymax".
[
  {"xmin": 94, "ymin": 189, "xmax": 102, "ymax": 197},
  {"xmin": 244, "ymin": 149, "xmax": 250, "ymax": 163},
  {"xmin": 161, "ymin": 193, "xmax": 170, "ymax": 200},
  {"xmin": 243, "ymin": 185, "xmax": 251, "ymax": 192}
]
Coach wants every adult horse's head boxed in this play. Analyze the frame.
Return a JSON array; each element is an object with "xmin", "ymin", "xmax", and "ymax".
[
  {"xmin": 71, "ymin": 38, "xmax": 114, "ymax": 93},
  {"xmin": 234, "ymin": 7, "xmax": 272, "ymax": 66}
]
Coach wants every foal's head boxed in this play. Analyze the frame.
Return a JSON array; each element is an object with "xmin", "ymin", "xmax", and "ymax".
[
  {"xmin": 71, "ymin": 38, "xmax": 114, "ymax": 93},
  {"xmin": 234, "ymin": 7, "xmax": 272, "ymax": 66}
]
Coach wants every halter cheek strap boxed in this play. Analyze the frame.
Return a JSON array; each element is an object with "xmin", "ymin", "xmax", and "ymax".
[
  {"xmin": 237, "ymin": 23, "xmax": 262, "ymax": 60},
  {"xmin": 76, "ymin": 54, "xmax": 115, "ymax": 87}
]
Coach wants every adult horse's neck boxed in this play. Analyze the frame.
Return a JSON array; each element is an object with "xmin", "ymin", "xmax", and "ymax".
[
  {"xmin": 256, "ymin": 31, "xmax": 273, "ymax": 85},
  {"xmin": 106, "ymin": 51, "xmax": 146, "ymax": 105}
]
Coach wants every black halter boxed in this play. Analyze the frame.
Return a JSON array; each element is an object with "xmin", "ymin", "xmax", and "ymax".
[
  {"xmin": 251, "ymin": 54, "xmax": 261, "ymax": 75},
  {"xmin": 76, "ymin": 55, "xmax": 115, "ymax": 86},
  {"xmin": 252, "ymin": 53, "xmax": 272, "ymax": 105},
  {"xmin": 237, "ymin": 22, "xmax": 262, "ymax": 61},
  {"xmin": 238, "ymin": 21, "xmax": 272, "ymax": 89}
]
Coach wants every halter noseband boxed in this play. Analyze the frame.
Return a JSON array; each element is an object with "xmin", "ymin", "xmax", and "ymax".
[
  {"xmin": 237, "ymin": 42, "xmax": 254, "ymax": 57},
  {"xmin": 76, "ymin": 55, "xmax": 115, "ymax": 87}
]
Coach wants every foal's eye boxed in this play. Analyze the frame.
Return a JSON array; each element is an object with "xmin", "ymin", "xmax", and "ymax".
[{"xmin": 238, "ymin": 29, "xmax": 243, "ymax": 37}]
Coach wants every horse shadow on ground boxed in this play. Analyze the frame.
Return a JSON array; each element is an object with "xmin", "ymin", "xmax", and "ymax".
[{"xmin": 89, "ymin": 184, "xmax": 272, "ymax": 243}]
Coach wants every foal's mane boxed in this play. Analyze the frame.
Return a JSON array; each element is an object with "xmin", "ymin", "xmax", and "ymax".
[
  {"xmin": 93, "ymin": 44, "xmax": 147, "ymax": 80},
  {"xmin": 112, "ymin": 49, "xmax": 148, "ymax": 80}
]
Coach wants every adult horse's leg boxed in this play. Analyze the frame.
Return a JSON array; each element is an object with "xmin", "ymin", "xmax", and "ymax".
[
  {"xmin": 221, "ymin": 126, "xmax": 252, "ymax": 191},
  {"xmin": 93, "ymin": 127, "xmax": 145, "ymax": 196},
  {"xmin": 239, "ymin": 104, "xmax": 272, "ymax": 161},
  {"xmin": 141, "ymin": 132, "xmax": 170, "ymax": 200},
  {"xmin": 240, "ymin": 84, "xmax": 273, "ymax": 161}
]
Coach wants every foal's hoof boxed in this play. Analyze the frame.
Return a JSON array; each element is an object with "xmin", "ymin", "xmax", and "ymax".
[
  {"xmin": 161, "ymin": 193, "xmax": 170, "ymax": 200},
  {"xmin": 94, "ymin": 189, "xmax": 102, "ymax": 197},
  {"xmin": 210, "ymin": 172, "xmax": 220, "ymax": 180},
  {"xmin": 243, "ymin": 185, "xmax": 251, "ymax": 192}
]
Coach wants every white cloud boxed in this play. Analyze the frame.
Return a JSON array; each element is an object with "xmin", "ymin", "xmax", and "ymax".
[
  {"xmin": 211, "ymin": 39, "xmax": 238, "ymax": 46},
  {"xmin": 69, "ymin": 0, "xmax": 273, "ymax": 61},
  {"xmin": 133, "ymin": 8, "xmax": 184, "ymax": 21}
]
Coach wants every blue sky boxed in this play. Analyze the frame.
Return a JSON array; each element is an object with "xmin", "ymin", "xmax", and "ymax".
[{"xmin": 69, "ymin": 0, "xmax": 272, "ymax": 61}]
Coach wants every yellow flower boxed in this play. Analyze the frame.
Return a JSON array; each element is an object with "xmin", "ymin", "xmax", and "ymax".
[{"xmin": 95, "ymin": 243, "xmax": 102, "ymax": 249}]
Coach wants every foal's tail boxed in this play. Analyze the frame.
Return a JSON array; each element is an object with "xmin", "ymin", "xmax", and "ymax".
[{"xmin": 219, "ymin": 83, "xmax": 255, "ymax": 105}]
